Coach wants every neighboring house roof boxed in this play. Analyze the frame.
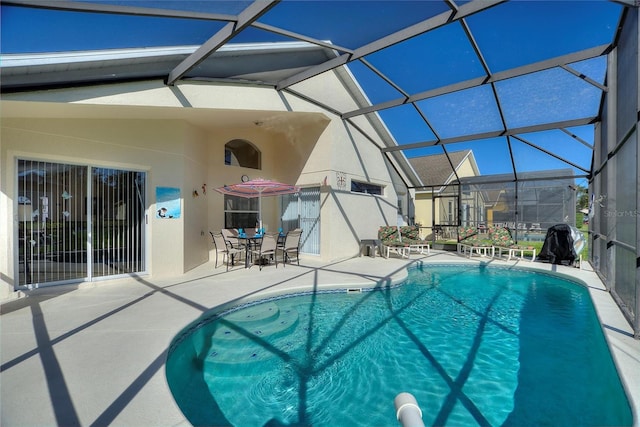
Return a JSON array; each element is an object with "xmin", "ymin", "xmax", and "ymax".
[{"xmin": 409, "ymin": 149, "xmax": 477, "ymax": 189}]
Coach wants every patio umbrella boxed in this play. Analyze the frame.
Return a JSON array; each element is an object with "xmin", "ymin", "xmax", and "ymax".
[{"xmin": 215, "ymin": 178, "xmax": 300, "ymax": 230}]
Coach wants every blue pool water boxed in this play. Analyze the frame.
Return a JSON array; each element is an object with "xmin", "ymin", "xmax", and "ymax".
[{"xmin": 166, "ymin": 264, "xmax": 632, "ymax": 426}]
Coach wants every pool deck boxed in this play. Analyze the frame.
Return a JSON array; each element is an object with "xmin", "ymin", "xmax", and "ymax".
[{"xmin": 1, "ymin": 251, "xmax": 639, "ymax": 426}]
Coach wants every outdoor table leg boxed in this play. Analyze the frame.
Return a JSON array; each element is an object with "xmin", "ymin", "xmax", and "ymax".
[
  {"xmin": 238, "ymin": 237, "xmax": 252, "ymax": 268},
  {"xmin": 245, "ymin": 240, "xmax": 250, "ymax": 268}
]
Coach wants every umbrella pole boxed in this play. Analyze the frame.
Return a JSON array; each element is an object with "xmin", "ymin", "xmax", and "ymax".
[{"xmin": 258, "ymin": 193, "xmax": 262, "ymax": 231}]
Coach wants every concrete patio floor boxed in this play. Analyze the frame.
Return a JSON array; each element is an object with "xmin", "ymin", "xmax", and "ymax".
[{"xmin": 1, "ymin": 251, "xmax": 638, "ymax": 426}]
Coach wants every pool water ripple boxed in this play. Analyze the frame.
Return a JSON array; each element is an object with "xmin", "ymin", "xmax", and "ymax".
[{"xmin": 166, "ymin": 264, "xmax": 632, "ymax": 426}]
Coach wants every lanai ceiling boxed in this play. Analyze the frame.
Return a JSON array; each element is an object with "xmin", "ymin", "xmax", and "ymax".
[{"xmin": 1, "ymin": 0, "xmax": 633, "ymax": 187}]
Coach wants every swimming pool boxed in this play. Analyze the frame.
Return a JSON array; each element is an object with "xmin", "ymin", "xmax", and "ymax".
[{"xmin": 166, "ymin": 264, "xmax": 632, "ymax": 426}]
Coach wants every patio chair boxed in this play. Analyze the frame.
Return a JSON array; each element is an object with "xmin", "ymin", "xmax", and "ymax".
[
  {"xmin": 222, "ymin": 231, "xmax": 246, "ymax": 264},
  {"xmin": 278, "ymin": 228, "xmax": 302, "ymax": 266},
  {"xmin": 221, "ymin": 228, "xmax": 242, "ymax": 249},
  {"xmin": 210, "ymin": 231, "xmax": 244, "ymax": 271},
  {"xmin": 251, "ymin": 232, "xmax": 278, "ymax": 270}
]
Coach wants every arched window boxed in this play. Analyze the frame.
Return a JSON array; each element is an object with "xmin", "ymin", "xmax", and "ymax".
[{"xmin": 224, "ymin": 139, "xmax": 261, "ymax": 169}]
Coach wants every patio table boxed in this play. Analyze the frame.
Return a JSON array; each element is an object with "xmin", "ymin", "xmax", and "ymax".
[{"xmin": 237, "ymin": 234, "xmax": 263, "ymax": 268}]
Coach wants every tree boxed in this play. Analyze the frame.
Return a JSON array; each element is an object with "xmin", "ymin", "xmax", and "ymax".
[{"xmin": 576, "ymin": 184, "xmax": 588, "ymax": 210}]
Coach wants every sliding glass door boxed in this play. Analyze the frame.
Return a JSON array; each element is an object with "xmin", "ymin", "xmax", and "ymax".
[
  {"xmin": 91, "ymin": 167, "xmax": 146, "ymax": 278},
  {"xmin": 17, "ymin": 160, "xmax": 146, "ymax": 287}
]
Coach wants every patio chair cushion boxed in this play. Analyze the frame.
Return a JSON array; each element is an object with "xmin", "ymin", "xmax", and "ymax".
[
  {"xmin": 378, "ymin": 226, "xmax": 407, "ymax": 247},
  {"xmin": 458, "ymin": 226, "xmax": 478, "ymax": 242},
  {"xmin": 378, "ymin": 225, "xmax": 426, "ymax": 247},
  {"xmin": 488, "ymin": 226, "xmax": 514, "ymax": 248},
  {"xmin": 399, "ymin": 226, "xmax": 424, "ymax": 245},
  {"xmin": 378, "ymin": 226, "xmax": 399, "ymax": 241},
  {"xmin": 459, "ymin": 235, "xmax": 486, "ymax": 247}
]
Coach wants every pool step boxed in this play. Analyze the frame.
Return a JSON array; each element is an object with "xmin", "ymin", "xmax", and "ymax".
[
  {"xmin": 211, "ymin": 303, "xmax": 299, "ymax": 347},
  {"xmin": 204, "ymin": 302, "xmax": 301, "ymax": 375},
  {"xmin": 223, "ymin": 302, "xmax": 281, "ymax": 326}
]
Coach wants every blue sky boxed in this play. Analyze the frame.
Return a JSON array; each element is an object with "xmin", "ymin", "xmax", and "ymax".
[{"xmin": 1, "ymin": 1, "xmax": 624, "ymax": 183}]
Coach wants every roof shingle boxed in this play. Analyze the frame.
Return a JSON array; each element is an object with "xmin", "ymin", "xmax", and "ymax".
[{"xmin": 409, "ymin": 149, "xmax": 472, "ymax": 187}]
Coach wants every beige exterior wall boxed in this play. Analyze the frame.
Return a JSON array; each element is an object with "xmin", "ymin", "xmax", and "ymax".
[
  {"xmin": 1, "ymin": 74, "xmax": 404, "ymax": 298},
  {"xmin": 1, "ymin": 117, "xmax": 199, "ymax": 279},
  {"xmin": 456, "ymin": 158, "xmax": 477, "ymax": 177},
  {"xmin": 414, "ymin": 192, "xmax": 434, "ymax": 237}
]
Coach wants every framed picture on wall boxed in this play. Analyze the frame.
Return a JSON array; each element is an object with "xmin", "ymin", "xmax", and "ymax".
[{"xmin": 156, "ymin": 186, "xmax": 181, "ymax": 219}]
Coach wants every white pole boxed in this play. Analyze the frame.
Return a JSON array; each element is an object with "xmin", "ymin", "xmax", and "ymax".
[
  {"xmin": 394, "ymin": 392, "xmax": 425, "ymax": 427},
  {"xmin": 258, "ymin": 193, "xmax": 262, "ymax": 231}
]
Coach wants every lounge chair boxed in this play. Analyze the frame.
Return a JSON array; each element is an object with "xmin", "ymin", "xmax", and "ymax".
[
  {"xmin": 378, "ymin": 225, "xmax": 429, "ymax": 258},
  {"xmin": 489, "ymin": 226, "xmax": 535, "ymax": 261},
  {"xmin": 400, "ymin": 226, "xmax": 430, "ymax": 255},
  {"xmin": 378, "ymin": 226, "xmax": 408, "ymax": 258},
  {"xmin": 529, "ymin": 223, "xmax": 542, "ymax": 232},
  {"xmin": 210, "ymin": 231, "xmax": 244, "ymax": 271},
  {"xmin": 457, "ymin": 226, "xmax": 493, "ymax": 257}
]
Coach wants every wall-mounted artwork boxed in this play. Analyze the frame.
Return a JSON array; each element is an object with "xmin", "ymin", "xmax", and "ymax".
[{"xmin": 156, "ymin": 186, "xmax": 181, "ymax": 219}]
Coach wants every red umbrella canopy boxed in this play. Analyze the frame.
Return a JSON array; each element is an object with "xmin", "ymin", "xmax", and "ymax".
[
  {"xmin": 215, "ymin": 178, "xmax": 300, "ymax": 198},
  {"xmin": 215, "ymin": 178, "xmax": 300, "ymax": 228}
]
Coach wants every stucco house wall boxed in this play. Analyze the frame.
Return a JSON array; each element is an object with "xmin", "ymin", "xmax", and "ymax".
[
  {"xmin": 456, "ymin": 159, "xmax": 477, "ymax": 178},
  {"xmin": 414, "ymin": 192, "xmax": 435, "ymax": 236},
  {"xmin": 1, "ymin": 71, "xmax": 405, "ymax": 298}
]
